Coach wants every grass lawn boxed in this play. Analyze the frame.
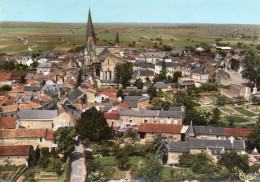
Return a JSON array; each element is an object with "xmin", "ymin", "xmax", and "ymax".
[
  {"xmin": 234, "ymin": 107, "xmax": 257, "ymax": 117},
  {"xmin": 162, "ymin": 167, "xmax": 197, "ymax": 181}
]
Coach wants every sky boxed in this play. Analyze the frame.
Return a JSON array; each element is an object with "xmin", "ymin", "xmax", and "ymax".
[{"xmin": 0, "ymin": 0, "xmax": 260, "ymax": 24}]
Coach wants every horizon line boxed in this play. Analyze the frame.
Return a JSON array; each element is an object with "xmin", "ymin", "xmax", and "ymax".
[{"xmin": 0, "ymin": 21, "xmax": 260, "ymax": 26}]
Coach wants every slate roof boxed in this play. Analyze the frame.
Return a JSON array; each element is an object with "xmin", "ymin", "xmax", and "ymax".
[
  {"xmin": 193, "ymin": 126, "xmax": 226, "ymax": 136},
  {"xmin": 23, "ymin": 86, "xmax": 41, "ymax": 91},
  {"xmin": 192, "ymin": 65, "xmax": 210, "ymax": 74},
  {"xmin": 168, "ymin": 142, "xmax": 190, "ymax": 152},
  {"xmin": 119, "ymin": 109, "xmax": 185, "ymax": 118},
  {"xmin": 0, "ymin": 145, "xmax": 31, "ymax": 156},
  {"xmin": 37, "ymin": 62, "xmax": 53, "ymax": 68},
  {"xmin": 217, "ymin": 69, "xmax": 230, "ymax": 77},
  {"xmin": 138, "ymin": 69, "xmax": 155, "ymax": 76},
  {"xmin": 123, "ymin": 96, "xmax": 150, "ymax": 108},
  {"xmin": 44, "ymin": 90, "xmax": 57, "ymax": 98},
  {"xmin": 138, "ymin": 51, "xmax": 164, "ymax": 58},
  {"xmin": 62, "ymin": 100, "xmax": 82, "ymax": 118},
  {"xmin": 189, "ymin": 138, "xmax": 245, "ymax": 150},
  {"xmin": 68, "ymin": 89, "xmax": 85, "ymax": 103},
  {"xmin": 138, "ymin": 123, "xmax": 182, "ymax": 133},
  {"xmin": 17, "ymin": 110, "xmax": 58, "ymax": 120},
  {"xmin": 102, "ymin": 105, "xmax": 113, "ymax": 112},
  {"xmin": 156, "ymin": 61, "xmax": 179, "ymax": 68},
  {"xmin": 122, "ymin": 89, "xmax": 147, "ymax": 93},
  {"xmin": 168, "ymin": 106, "xmax": 186, "ymax": 112},
  {"xmin": 86, "ymin": 9, "xmax": 96, "ymax": 42},
  {"xmin": 154, "ymin": 82, "xmax": 174, "ymax": 89},
  {"xmin": 185, "ymin": 121, "xmax": 195, "ymax": 137},
  {"xmin": 231, "ymin": 83, "xmax": 246, "ymax": 90}
]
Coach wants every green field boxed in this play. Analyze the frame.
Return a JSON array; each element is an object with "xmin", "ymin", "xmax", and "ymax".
[
  {"xmin": 234, "ymin": 107, "xmax": 258, "ymax": 117},
  {"xmin": 0, "ymin": 22, "xmax": 259, "ymax": 53}
]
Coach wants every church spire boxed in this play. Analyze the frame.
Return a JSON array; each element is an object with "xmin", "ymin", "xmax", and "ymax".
[
  {"xmin": 86, "ymin": 8, "xmax": 96, "ymax": 43},
  {"xmin": 115, "ymin": 31, "xmax": 119, "ymax": 46}
]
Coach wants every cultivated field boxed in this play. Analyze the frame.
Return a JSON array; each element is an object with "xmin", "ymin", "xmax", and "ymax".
[{"xmin": 0, "ymin": 22, "xmax": 259, "ymax": 53}]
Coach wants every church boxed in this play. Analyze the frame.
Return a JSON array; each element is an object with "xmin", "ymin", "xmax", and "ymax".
[{"xmin": 83, "ymin": 9, "xmax": 122, "ymax": 86}]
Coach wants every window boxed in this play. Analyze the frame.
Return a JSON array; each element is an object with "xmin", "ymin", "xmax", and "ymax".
[
  {"xmin": 174, "ymin": 119, "xmax": 178, "ymax": 124},
  {"xmin": 34, "ymin": 121, "xmax": 39, "ymax": 127},
  {"xmin": 144, "ymin": 119, "xmax": 148, "ymax": 123},
  {"xmin": 17, "ymin": 157, "xmax": 19, "ymax": 159},
  {"xmin": 39, "ymin": 138, "xmax": 43, "ymax": 142},
  {"xmin": 160, "ymin": 119, "xmax": 164, "ymax": 124},
  {"xmin": 121, "ymin": 119, "xmax": 124, "ymax": 123},
  {"xmin": 129, "ymin": 119, "xmax": 132, "ymax": 123},
  {"xmin": 52, "ymin": 123, "xmax": 54, "ymax": 128}
]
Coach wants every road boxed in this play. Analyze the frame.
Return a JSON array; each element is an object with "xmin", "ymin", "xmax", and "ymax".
[{"xmin": 70, "ymin": 144, "xmax": 86, "ymax": 182}]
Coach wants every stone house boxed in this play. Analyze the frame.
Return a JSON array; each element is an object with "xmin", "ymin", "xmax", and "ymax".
[
  {"xmin": 17, "ymin": 55, "xmax": 34, "ymax": 66},
  {"xmin": 216, "ymin": 69, "xmax": 231, "ymax": 86},
  {"xmin": 220, "ymin": 83, "xmax": 251, "ymax": 100},
  {"xmin": 119, "ymin": 109, "xmax": 185, "ymax": 125},
  {"xmin": 17, "ymin": 110, "xmax": 58, "ymax": 129},
  {"xmin": 96, "ymin": 91, "xmax": 117, "ymax": 103},
  {"xmin": 37, "ymin": 62, "xmax": 53, "ymax": 75},
  {"xmin": 167, "ymin": 138, "xmax": 246, "ymax": 164},
  {"xmin": 68, "ymin": 88, "xmax": 87, "ymax": 104},
  {"xmin": 0, "ymin": 129, "xmax": 55, "ymax": 149},
  {"xmin": 133, "ymin": 69, "xmax": 155, "ymax": 81},
  {"xmin": 137, "ymin": 51, "xmax": 164, "ymax": 64},
  {"xmin": 52, "ymin": 112, "xmax": 76, "ymax": 130},
  {"xmin": 138, "ymin": 123, "xmax": 182, "ymax": 142},
  {"xmin": 100, "ymin": 55, "xmax": 122, "ymax": 81},
  {"xmin": 0, "ymin": 145, "xmax": 33, "ymax": 166},
  {"xmin": 123, "ymin": 95, "xmax": 150, "ymax": 109},
  {"xmin": 155, "ymin": 61, "xmax": 179, "ymax": 76},
  {"xmin": 191, "ymin": 65, "xmax": 210, "ymax": 83}
]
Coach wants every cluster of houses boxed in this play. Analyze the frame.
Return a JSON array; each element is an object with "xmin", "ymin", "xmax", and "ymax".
[{"xmin": 1, "ymin": 10, "xmax": 260, "ymax": 168}]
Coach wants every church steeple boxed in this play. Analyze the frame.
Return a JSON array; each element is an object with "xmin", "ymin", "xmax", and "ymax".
[
  {"xmin": 115, "ymin": 31, "xmax": 119, "ymax": 46},
  {"xmin": 86, "ymin": 8, "xmax": 96, "ymax": 43},
  {"xmin": 84, "ymin": 8, "xmax": 96, "ymax": 76}
]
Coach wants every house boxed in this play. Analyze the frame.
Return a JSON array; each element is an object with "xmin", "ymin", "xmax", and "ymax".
[
  {"xmin": 225, "ymin": 128, "xmax": 253, "ymax": 140},
  {"xmin": 68, "ymin": 88, "xmax": 87, "ymax": 104},
  {"xmin": 138, "ymin": 123, "xmax": 182, "ymax": 142},
  {"xmin": 134, "ymin": 69, "xmax": 155, "ymax": 81},
  {"xmin": 0, "ymin": 129, "xmax": 55, "ymax": 149},
  {"xmin": 59, "ymin": 99, "xmax": 82, "ymax": 119},
  {"xmin": 216, "ymin": 69, "xmax": 231, "ymax": 86},
  {"xmin": 154, "ymin": 82, "xmax": 174, "ymax": 92},
  {"xmin": 191, "ymin": 65, "xmax": 210, "ymax": 84},
  {"xmin": 119, "ymin": 109, "xmax": 185, "ymax": 125},
  {"xmin": 220, "ymin": 83, "xmax": 251, "ymax": 100},
  {"xmin": 123, "ymin": 95, "xmax": 150, "ymax": 109},
  {"xmin": 0, "ymin": 145, "xmax": 33, "ymax": 166},
  {"xmin": 167, "ymin": 138, "xmax": 246, "ymax": 164},
  {"xmin": 17, "ymin": 55, "xmax": 34, "ymax": 66},
  {"xmin": 181, "ymin": 63, "xmax": 198, "ymax": 78},
  {"xmin": 0, "ymin": 117, "xmax": 17, "ymax": 129},
  {"xmin": 155, "ymin": 61, "xmax": 179, "ymax": 75},
  {"xmin": 103, "ymin": 103, "xmax": 130, "ymax": 126},
  {"xmin": 52, "ymin": 112, "xmax": 76, "ymax": 130},
  {"xmin": 0, "ymin": 72, "xmax": 12, "ymax": 86},
  {"xmin": 100, "ymin": 54, "xmax": 122, "ymax": 81},
  {"xmin": 137, "ymin": 51, "xmax": 164, "ymax": 64},
  {"xmin": 79, "ymin": 84, "xmax": 96, "ymax": 103},
  {"xmin": 17, "ymin": 110, "xmax": 58, "ymax": 129},
  {"xmin": 133, "ymin": 60, "xmax": 155, "ymax": 72},
  {"xmin": 37, "ymin": 62, "xmax": 53, "ymax": 75},
  {"xmin": 96, "ymin": 91, "xmax": 117, "ymax": 103}
]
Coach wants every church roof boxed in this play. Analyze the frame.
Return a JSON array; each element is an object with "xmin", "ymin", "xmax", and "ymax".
[{"xmin": 86, "ymin": 9, "xmax": 96, "ymax": 42}]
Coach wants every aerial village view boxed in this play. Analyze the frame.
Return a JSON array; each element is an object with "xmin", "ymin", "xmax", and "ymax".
[{"xmin": 0, "ymin": 0, "xmax": 260, "ymax": 182}]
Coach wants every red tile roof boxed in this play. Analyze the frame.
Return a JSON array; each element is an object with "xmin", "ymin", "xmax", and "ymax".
[
  {"xmin": 45, "ymin": 129, "xmax": 55, "ymax": 140},
  {"xmin": 104, "ymin": 110, "xmax": 120, "ymax": 120},
  {"xmin": 0, "ymin": 145, "xmax": 31, "ymax": 156},
  {"xmin": 115, "ymin": 103, "xmax": 130, "ymax": 109},
  {"xmin": 0, "ymin": 72, "xmax": 11, "ymax": 82},
  {"xmin": 99, "ymin": 88, "xmax": 118, "ymax": 93},
  {"xmin": 0, "ymin": 129, "xmax": 47, "ymax": 138},
  {"xmin": 97, "ymin": 91, "xmax": 117, "ymax": 98},
  {"xmin": 0, "ymin": 117, "xmax": 17, "ymax": 129},
  {"xmin": 225, "ymin": 128, "xmax": 253, "ymax": 137},
  {"xmin": 12, "ymin": 85, "xmax": 25, "ymax": 92},
  {"xmin": 36, "ymin": 95, "xmax": 52, "ymax": 102},
  {"xmin": 138, "ymin": 123, "xmax": 182, "ymax": 133},
  {"xmin": 0, "ymin": 96, "xmax": 9, "ymax": 105},
  {"xmin": 1, "ymin": 102, "xmax": 41, "ymax": 112}
]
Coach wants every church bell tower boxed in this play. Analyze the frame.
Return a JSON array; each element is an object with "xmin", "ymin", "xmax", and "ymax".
[{"xmin": 84, "ymin": 9, "xmax": 96, "ymax": 75}]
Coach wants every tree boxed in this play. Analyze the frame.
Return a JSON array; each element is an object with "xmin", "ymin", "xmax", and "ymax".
[
  {"xmin": 131, "ymin": 155, "xmax": 162, "ymax": 182},
  {"xmin": 242, "ymin": 51, "xmax": 260, "ymax": 86},
  {"xmin": 158, "ymin": 60, "xmax": 167, "ymax": 81},
  {"xmin": 31, "ymin": 61, "xmax": 39, "ymax": 69},
  {"xmin": 116, "ymin": 149, "xmax": 130, "ymax": 170},
  {"xmin": 124, "ymin": 131, "xmax": 139, "ymax": 144},
  {"xmin": 76, "ymin": 107, "xmax": 112, "ymax": 143},
  {"xmin": 117, "ymin": 89, "xmax": 124, "ymax": 99},
  {"xmin": 246, "ymin": 117, "xmax": 260, "ymax": 151},
  {"xmin": 172, "ymin": 71, "xmax": 182, "ymax": 83},
  {"xmin": 54, "ymin": 127, "xmax": 76, "ymax": 160},
  {"xmin": 252, "ymin": 96, "xmax": 260, "ymax": 105},
  {"xmin": 230, "ymin": 59, "xmax": 240, "ymax": 71},
  {"xmin": 134, "ymin": 79, "xmax": 143, "ymax": 89},
  {"xmin": 0, "ymin": 85, "xmax": 12, "ymax": 91},
  {"xmin": 147, "ymin": 84, "xmax": 157, "ymax": 99},
  {"xmin": 75, "ymin": 69, "xmax": 83, "ymax": 88},
  {"xmin": 218, "ymin": 151, "xmax": 249, "ymax": 175},
  {"xmin": 153, "ymin": 133, "xmax": 168, "ymax": 164},
  {"xmin": 116, "ymin": 62, "xmax": 133, "ymax": 88}
]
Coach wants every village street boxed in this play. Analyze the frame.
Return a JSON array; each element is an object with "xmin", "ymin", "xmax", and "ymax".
[{"xmin": 70, "ymin": 144, "xmax": 86, "ymax": 182}]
